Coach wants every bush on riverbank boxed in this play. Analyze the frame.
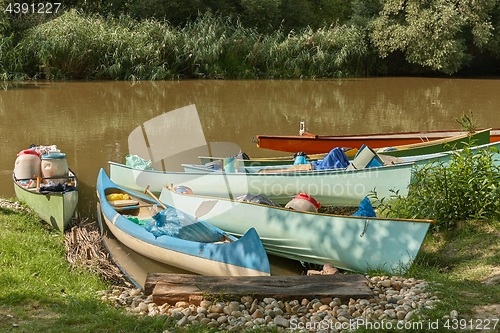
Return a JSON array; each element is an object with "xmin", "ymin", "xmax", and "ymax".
[{"xmin": 376, "ymin": 143, "xmax": 500, "ymax": 230}]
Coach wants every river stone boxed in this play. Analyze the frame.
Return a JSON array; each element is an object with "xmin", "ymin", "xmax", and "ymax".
[
  {"xmin": 177, "ymin": 316, "xmax": 189, "ymax": 326},
  {"xmin": 197, "ymin": 307, "xmax": 208, "ymax": 315},
  {"xmin": 129, "ymin": 288, "xmax": 141, "ymax": 297},
  {"xmin": 249, "ymin": 299, "xmax": 259, "ymax": 314},
  {"xmin": 396, "ymin": 310, "xmax": 407, "ymax": 320},
  {"xmin": 200, "ymin": 300, "xmax": 212, "ymax": 309},
  {"xmin": 241, "ymin": 296, "xmax": 253, "ymax": 304},
  {"xmin": 380, "ymin": 280, "xmax": 392, "ymax": 288},
  {"xmin": 200, "ymin": 317, "xmax": 211, "ymax": 325},
  {"xmin": 181, "ymin": 308, "xmax": 192, "ymax": 317},
  {"xmin": 171, "ymin": 312, "xmax": 183, "ymax": 320},
  {"xmin": 228, "ymin": 301, "xmax": 240, "ymax": 312},
  {"xmin": 209, "ymin": 304, "xmax": 224, "ymax": 313},
  {"xmin": 206, "ymin": 313, "xmax": 220, "ymax": 319},
  {"xmin": 251, "ymin": 308, "xmax": 263, "ymax": 319},
  {"xmin": 274, "ymin": 317, "xmax": 290, "ymax": 328}
]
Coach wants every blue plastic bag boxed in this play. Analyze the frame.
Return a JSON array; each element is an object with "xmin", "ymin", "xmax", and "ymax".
[
  {"xmin": 293, "ymin": 155, "xmax": 308, "ymax": 165},
  {"xmin": 146, "ymin": 207, "xmax": 223, "ymax": 243},
  {"xmin": 125, "ymin": 154, "xmax": 156, "ymax": 171},
  {"xmin": 351, "ymin": 197, "xmax": 376, "ymax": 217}
]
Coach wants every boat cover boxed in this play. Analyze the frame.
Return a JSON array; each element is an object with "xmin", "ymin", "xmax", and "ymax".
[{"xmin": 313, "ymin": 147, "xmax": 350, "ymax": 170}]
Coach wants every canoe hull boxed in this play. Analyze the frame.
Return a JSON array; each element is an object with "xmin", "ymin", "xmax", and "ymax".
[
  {"xmin": 159, "ymin": 188, "xmax": 432, "ymax": 274},
  {"xmin": 255, "ymin": 128, "xmax": 500, "ymax": 154},
  {"xmin": 12, "ymin": 171, "xmax": 78, "ymax": 232},
  {"xmin": 109, "ymin": 161, "xmax": 414, "ymax": 206},
  {"xmin": 97, "ymin": 169, "xmax": 270, "ymax": 277},
  {"xmin": 376, "ymin": 129, "xmax": 490, "ymax": 157},
  {"xmin": 400, "ymin": 140, "xmax": 500, "ymax": 166}
]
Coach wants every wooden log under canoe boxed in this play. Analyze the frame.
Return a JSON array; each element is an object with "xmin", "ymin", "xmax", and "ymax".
[{"xmin": 145, "ymin": 273, "xmax": 373, "ymax": 306}]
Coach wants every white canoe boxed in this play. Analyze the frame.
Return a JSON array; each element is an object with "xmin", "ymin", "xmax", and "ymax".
[{"xmin": 108, "ymin": 161, "xmax": 414, "ymax": 206}]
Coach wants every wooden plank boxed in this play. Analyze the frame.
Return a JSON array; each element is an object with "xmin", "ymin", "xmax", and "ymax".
[
  {"xmin": 145, "ymin": 273, "xmax": 373, "ymax": 306},
  {"xmin": 109, "ymin": 199, "xmax": 139, "ymax": 207},
  {"xmin": 257, "ymin": 164, "xmax": 313, "ymax": 173}
]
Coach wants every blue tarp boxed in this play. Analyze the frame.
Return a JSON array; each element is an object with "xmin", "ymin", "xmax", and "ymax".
[
  {"xmin": 313, "ymin": 147, "xmax": 350, "ymax": 170},
  {"xmin": 351, "ymin": 197, "xmax": 376, "ymax": 217},
  {"xmin": 146, "ymin": 207, "xmax": 223, "ymax": 243}
]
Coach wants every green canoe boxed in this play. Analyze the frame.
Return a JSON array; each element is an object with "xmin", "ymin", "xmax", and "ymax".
[
  {"xmin": 13, "ymin": 170, "xmax": 78, "ymax": 232},
  {"xmin": 375, "ymin": 128, "xmax": 491, "ymax": 157}
]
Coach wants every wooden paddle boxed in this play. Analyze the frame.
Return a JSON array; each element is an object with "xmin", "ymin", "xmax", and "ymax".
[
  {"xmin": 35, "ymin": 175, "xmax": 41, "ymax": 189},
  {"xmin": 194, "ymin": 200, "xmax": 218, "ymax": 220},
  {"xmin": 144, "ymin": 185, "xmax": 167, "ymax": 209}
]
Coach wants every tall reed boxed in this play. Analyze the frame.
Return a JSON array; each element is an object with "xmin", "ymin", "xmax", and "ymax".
[{"xmin": 6, "ymin": 10, "xmax": 370, "ymax": 80}]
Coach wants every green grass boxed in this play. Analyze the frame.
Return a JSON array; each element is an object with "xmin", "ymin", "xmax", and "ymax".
[
  {"xmin": 1, "ymin": 202, "xmax": 499, "ymax": 332},
  {"xmin": 0, "ymin": 205, "xmax": 175, "ymax": 333}
]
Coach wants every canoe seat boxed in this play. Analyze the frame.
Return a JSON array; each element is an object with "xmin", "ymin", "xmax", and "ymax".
[
  {"xmin": 258, "ymin": 163, "xmax": 312, "ymax": 173},
  {"xmin": 109, "ymin": 199, "xmax": 139, "ymax": 207}
]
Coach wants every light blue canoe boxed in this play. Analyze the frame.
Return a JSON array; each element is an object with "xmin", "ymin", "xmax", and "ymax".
[
  {"xmin": 158, "ymin": 186, "xmax": 434, "ymax": 274},
  {"xmin": 96, "ymin": 168, "xmax": 270, "ymax": 277},
  {"xmin": 108, "ymin": 160, "xmax": 415, "ymax": 207}
]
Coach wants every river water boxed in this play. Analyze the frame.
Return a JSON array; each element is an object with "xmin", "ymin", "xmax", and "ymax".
[{"xmin": 2, "ymin": 78, "xmax": 500, "ymax": 284}]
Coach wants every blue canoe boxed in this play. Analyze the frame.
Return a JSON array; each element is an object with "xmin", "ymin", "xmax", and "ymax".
[{"xmin": 96, "ymin": 168, "xmax": 270, "ymax": 276}]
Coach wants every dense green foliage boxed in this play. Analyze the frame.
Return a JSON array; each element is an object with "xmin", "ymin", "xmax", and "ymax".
[
  {"xmin": 369, "ymin": 0, "xmax": 500, "ymax": 74},
  {"xmin": 1, "ymin": 0, "xmax": 500, "ymax": 79},
  {"xmin": 376, "ymin": 143, "xmax": 500, "ymax": 230},
  {"xmin": 3, "ymin": 10, "xmax": 367, "ymax": 80}
]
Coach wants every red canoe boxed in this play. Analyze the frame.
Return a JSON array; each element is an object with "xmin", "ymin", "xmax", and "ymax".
[{"xmin": 254, "ymin": 127, "xmax": 500, "ymax": 154}]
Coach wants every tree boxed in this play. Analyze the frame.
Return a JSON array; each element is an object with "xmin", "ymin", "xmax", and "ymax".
[{"xmin": 369, "ymin": 0, "xmax": 498, "ymax": 75}]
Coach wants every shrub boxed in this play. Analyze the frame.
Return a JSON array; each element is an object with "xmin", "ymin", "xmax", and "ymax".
[{"xmin": 375, "ymin": 142, "xmax": 500, "ymax": 230}]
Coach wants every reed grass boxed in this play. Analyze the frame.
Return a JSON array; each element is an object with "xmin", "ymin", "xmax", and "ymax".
[{"xmin": 2, "ymin": 10, "xmax": 369, "ymax": 80}]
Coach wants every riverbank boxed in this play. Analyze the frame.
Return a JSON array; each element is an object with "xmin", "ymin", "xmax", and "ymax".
[
  {"xmin": 3, "ymin": 4, "xmax": 499, "ymax": 79},
  {"xmin": 0, "ymin": 198, "xmax": 499, "ymax": 332}
]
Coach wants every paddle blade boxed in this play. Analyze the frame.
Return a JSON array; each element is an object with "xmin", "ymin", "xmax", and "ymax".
[{"xmin": 195, "ymin": 200, "xmax": 218, "ymax": 220}]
